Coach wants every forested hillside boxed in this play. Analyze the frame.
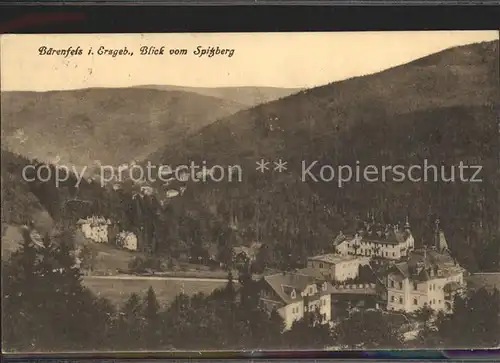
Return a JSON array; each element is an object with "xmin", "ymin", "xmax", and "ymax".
[{"xmin": 147, "ymin": 40, "xmax": 500, "ymax": 272}]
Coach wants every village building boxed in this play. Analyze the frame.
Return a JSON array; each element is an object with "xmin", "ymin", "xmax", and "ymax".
[
  {"xmin": 385, "ymin": 227, "xmax": 465, "ymax": 313},
  {"xmin": 258, "ymin": 271, "xmax": 334, "ymax": 330},
  {"xmin": 329, "ymin": 283, "xmax": 380, "ymax": 316},
  {"xmin": 232, "ymin": 242, "xmax": 263, "ymax": 266},
  {"xmin": 116, "ymin": 231, "xmax": 138, "ymax": 251},
  {"xmin": 76, "ymin": 216, "xmax": 111, "ymax": 243},
  {"xmin": 140, "ymin": 186, "xmax": 154, "ymax": 196},
  {"xmin": 333, "ymin": 217, "xmax": 415, "ymax": 260},
  {"xmin": 307, "ymin": 254, "xmax": 370, "ymax": 282}
]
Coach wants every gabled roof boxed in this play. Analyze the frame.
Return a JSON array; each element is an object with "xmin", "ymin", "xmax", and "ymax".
[
  {"xmin": 333, "ymin": 232, "xmax": 348, "ymax": 246},
  {"xmin": 340, "ymin": 227, "xmax": 411, "ymax": 246},
  {"xmin": 295, "ymin": 267, "xmax": 326, "ymax": 280},
  {"xmin": 308, "ymin": 253, "xmax": 359, "ymax": 264},
  {"xmin": 387, "ymin": 248, "xmax": 463, "ymax": 282},
  {"xmin": 262, "ymin": 272, "xmax": 327, "ymax": 304},
  {"xmin": 389, "ymin": 262, "xmax": 410, "ymax": 278},
  {"xmin": 233, "ymin": 242, "xmax": 262, "ymax": 260},
  {"xmin": 360, "ymin": 229, "xmax": 410, "ymax": 245}
]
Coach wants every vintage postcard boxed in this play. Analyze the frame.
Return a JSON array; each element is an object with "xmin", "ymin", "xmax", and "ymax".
[{"xmin": 1, "ymin": 31, "xmax": 499, "ymax": 353}]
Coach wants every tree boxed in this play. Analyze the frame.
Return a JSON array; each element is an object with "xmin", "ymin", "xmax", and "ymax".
[
  {"xmin": 2, "ymin": 227, "xmax": 40, "ymax": 351},
  {"xmin": 117, "ymin": 293, "xmax": 144, "ymax": 348},
  {"xmin": 3, "ymin": 226, "xmax": 113, "ymax": 351},
  {"xmin": 142, "ymin": 287, "xmax": 162, "ymax": 348},
  {"xmin": 336, "ymin": 310, "xmax": 404, "ymax": 349},
  {"xmin": 224, "ymin": 271, "xmax": 236, "ymax": 300},
  {"xmin": 432, "ymin": 288, "xmax": 500, "ymax": 348},
  {"xmin": 284, "ymin": 313, "xmax": 333, "ymax": 349},
  {"xmin": 79, "ymin": 244, "xmax": 98, "ymax": 275},
  {"xmin": 412, "ymin": 305, "xmax": 434, "ymax": 329}
]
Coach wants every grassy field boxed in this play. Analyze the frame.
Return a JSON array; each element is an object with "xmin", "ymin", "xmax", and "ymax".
[
  {"xmin": 86, "ymin": 242, "xmax": 142, "ymax": 274},
  {"xmin": 83, "ymin": 276, "xmax": 228, "ymax": 307}
]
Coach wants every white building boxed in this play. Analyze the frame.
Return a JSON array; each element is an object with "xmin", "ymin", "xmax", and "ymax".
[
  {"xmin": 385, "ymin": 246, "xmax": 465, "ymax": 313},
  {"xmin": 116, "ymin": 231, "xmax": 138, "ymax": 251},
  {"xmin": 307, "ymin": 254, "xmax": 370, "ymax": 282},
  {"xmin": 140, "ymin": 186, "xmax": 154, "ymax": 196},
  {"xmin": 258, "ymin": 272, "xmax": 334, "ymax": 330},
  {"xmin": 76, "ymin": 216, "xmax": 111, "ymax": 243},
  {"xmin": 333, "ymin": 218, "xmax": 415, "ymax": 260}
]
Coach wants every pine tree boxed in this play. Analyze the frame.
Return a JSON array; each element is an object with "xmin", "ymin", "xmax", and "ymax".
[
  {"xmin": 2, "ymin": 227, "xmax": 40, "ymax": 351},
  {"xmin": 142, "ymin": 286, "xmax": 162, "ymax": 348},
  {"xmin": 117, "ymin": 293, "xmax": 144, "ymax": 349},
  {"xmin": 336, "ymin": 310, "xmax": 403, "ymax": 349},
  {"xmin": 224, "ymin": 271, "xmax": 236, "ymax": 299},
  {"xmin": 436, "ymin": 288, "xmax": 500, "ymax": 348},
  {"xmin": 3, "ymin": 226, "xmax": 112, "ymax": 351}
]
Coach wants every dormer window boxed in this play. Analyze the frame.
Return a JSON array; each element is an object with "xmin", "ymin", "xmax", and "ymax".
[
  {"xmin": 291, "ymin": 290, "xmax": 296, "ymax": 299},
  {"xmin": 322, "ymin": 282, "xmax": 328, "ymax": 291}
]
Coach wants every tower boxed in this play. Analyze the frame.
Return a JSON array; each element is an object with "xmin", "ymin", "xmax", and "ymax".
[
  {"xmin": 404, "ymin": 215, "xmax": 411, "ymax": 231},
  {"xmin": 434, "ymin": 217, "xmax": 449, "ymax": 252}
]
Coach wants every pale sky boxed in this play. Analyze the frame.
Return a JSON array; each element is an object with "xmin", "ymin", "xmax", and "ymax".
[{"xmin": 1, "ymin": 31, "xmax": 498, "ymax": 91}]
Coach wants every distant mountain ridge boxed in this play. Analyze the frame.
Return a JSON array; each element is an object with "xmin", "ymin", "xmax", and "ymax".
[
  {"xmin": 136, "ymin": 85, "xmax": 302, "ymax": 107},
  {"xmin": 0, "ymin": 87, "xmax": 247, "ymax": 168}
]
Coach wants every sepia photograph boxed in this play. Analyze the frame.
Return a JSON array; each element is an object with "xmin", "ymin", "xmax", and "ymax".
[{"xmin": 1, "ymin": 31, "xmax": 499, "ymax": 353}]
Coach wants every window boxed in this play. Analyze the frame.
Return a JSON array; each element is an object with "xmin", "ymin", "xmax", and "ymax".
[
  {"xmin": 413, "ymin": 282, "xmax": 418, "ymax": 291},
  {"xmin": 392, "ymin": 252, "xmax": 396, "ymax": 257},
  {"xmin": 399, "ymin": 297, "xmax": 403, "ymax": 304},
  {"xmin": 391, "ymin": 295, "xmax": 395, "ymax": 302},
  {"xmin": 319, "ymin": 263, "xmax": 324, "ymax": 268},
  {"xmin": 413, "ymin": 298, "xmax": 418, "ymax": 305},
  {"xmin": 390, "ymin": 280, "xmax": 395, "ymax": 288},
  {"xmin": 398, "ymin": 282, "xmax": 403, "ymax": 289}
]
